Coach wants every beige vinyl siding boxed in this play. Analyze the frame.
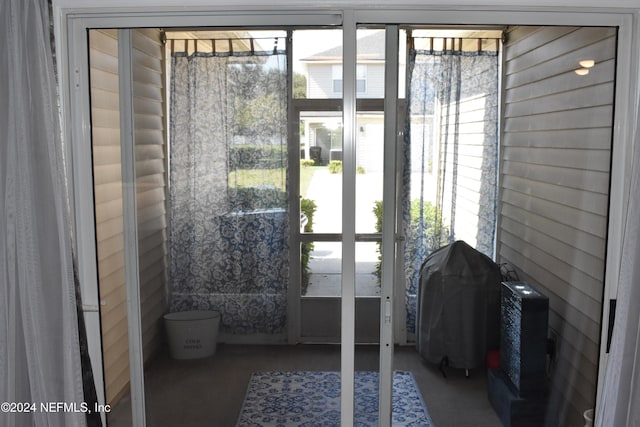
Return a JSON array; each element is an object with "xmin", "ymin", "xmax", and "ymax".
[
  {"xmin": 441, "ymin": 89, "xmax": 498, "ymax": 256},
  {"xmin": 499, "ymin": 26, "xmax": 615, "ymax": 426},
  {"xmin": 90, "ymin": 29, "xmax": 129, "ymax": 406},
  {"xmin": 356, "ymin": 117, "xmax": 384, "ymax": 173},
  {"xmin": 307, "ymin": 63, "xmax": 336, "ymax": 98},
  {"xmin": 306, "ymin": 63, "xmax": 384, "ymax": 98},
  {"xmin": 132, "ymin": 28, "xmax": 168, "ymax": 364},
  {"xmin": 90, "ymin": 28, "xmax": 168, "ymax": 406},
  {"xmin": 362, "ymin": 63, "xmax": 385, "ymax": 98}
]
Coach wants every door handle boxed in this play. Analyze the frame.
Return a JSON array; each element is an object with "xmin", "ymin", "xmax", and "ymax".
[{"xmin": 384, "ymin": 300, "xmax": 392, "ymax": 323}]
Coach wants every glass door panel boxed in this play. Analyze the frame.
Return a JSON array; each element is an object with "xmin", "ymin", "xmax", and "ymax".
[
  {"xmin": 293, "ymin": 27, "xmax": 348, "ymax": 422},
  {"xmin": 351, "ymin": 26, "xmax": 385, "ymax": 426},
  {"xmin": 356, "ymin": 241, "xmax": 381, "ymax": 297},
  {"xmin": 88, "ymin": 29, "xmax": 134, "ymax": 426},
  {"xmin": 355, "ymin": 113, "xmax": 384, "ymax": 234},
  {"xmin": 295, "ymin": 24, "xmax": 394, "ymax": 422},
  {"xmin": 301, "ymin": 241, "xmax": 380, "ymax": 297},
  {"xmin": 300, "ymin": 111, "xmax": 343, "ymax": 234},
  {"xmin": 298, "ymin": 109, "xmax": 384, "ymax": 336},
  {"xmin": 304, "ymin": 240, "xmax": 342, "ymax": 297}
]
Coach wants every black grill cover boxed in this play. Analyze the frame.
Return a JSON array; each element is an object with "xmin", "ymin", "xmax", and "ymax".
[{"xmin": 416, "ymin": 240, "xmax": 501, "ymax": 370}]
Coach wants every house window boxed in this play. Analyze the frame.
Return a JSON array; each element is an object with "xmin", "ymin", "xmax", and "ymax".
[{"xmin": 332, "ymin": 64, "xmax": 367, "ymax": 94}]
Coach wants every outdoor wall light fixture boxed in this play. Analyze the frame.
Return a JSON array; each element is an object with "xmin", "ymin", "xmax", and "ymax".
[
  {"xmin": 579, "ymin": 59, "xmax": 596, "ymax": 68},
  {"xmin": 575, "ymin": 59, "xmax": 595, "ymax": 76}
]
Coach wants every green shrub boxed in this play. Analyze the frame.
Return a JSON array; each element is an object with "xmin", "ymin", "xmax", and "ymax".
[
  {"xmin": 326, "ymin": 161, "xmax": 363, "ymax": 174},
  {"xmin": 301, "ymin": 159, "xmax": 315, "ymax": 168},
  {"xmin": 328, "ymin": 160, "xmax": 343, "ymax": 174},
  {"xmin": 300, "ymin": 198, "xmax": 317, "ymax": 295},
  {"xmin": 373, "ymin": 201, "xmax": 384, "ymax": 280},
  {"xmin": 300, "ymin": 198, "xmax": 317, "ymax": 234},
  {"xmin": 408, "ymin": 199, "xmax": 449, "ymax": 249},
  {"xmin": 373, "ymin": 199, "xmax": 449, "ymax": 282}
]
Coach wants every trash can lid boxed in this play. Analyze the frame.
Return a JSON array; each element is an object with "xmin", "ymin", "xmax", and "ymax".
[{"xmin": 163, "ymin": 310, "xmax": 220, "ymax": 321}]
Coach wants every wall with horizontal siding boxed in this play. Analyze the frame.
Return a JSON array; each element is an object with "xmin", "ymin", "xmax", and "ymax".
[
  {"xmin": 306, "ymin": 63, "xmax": 384, "ymax": 98},
  {"xmin": 499, "ymin": 25, "xmax": 615, "ymax": 426},
  {"xmin": 439, "ymin": 53, "xmax": 499, "ymax": 257},
  {"xmin": 131, "ymin": 28, "xmax": 169, "ymax": 369},
  {"xmin": 90, "ymin": 28, "xmax": 168, "ymax": 406},
  {"xmin": 307, "ymin": 63, "xmax": 335, "ymax": 98},
  {"xmin": 90, "ymin": 28, "xmax": 130, "ymax": 406},
  {"xmin": 361, "ymin": 63, "xmax": 384, "ymax": 98}
]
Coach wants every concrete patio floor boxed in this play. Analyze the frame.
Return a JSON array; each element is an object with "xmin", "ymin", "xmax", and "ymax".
[
  {"xmin": 303, "ymin": 168, "xmax": 383, "ymax": 296},
  {"xmin": 301, "ymin": 166, "xmax": 438, "ymax": 296}
]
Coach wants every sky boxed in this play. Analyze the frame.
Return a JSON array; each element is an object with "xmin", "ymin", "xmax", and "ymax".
[{"xmin": 291, "ymin": 29, "xmax": 344, "ymax": 71}]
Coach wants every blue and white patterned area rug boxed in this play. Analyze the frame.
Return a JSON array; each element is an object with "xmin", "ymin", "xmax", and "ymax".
[{"xmin": 236, "ymin": 371, "xmax": 434, "ymax": 426}]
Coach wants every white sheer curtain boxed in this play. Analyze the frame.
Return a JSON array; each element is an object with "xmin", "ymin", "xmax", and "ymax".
[
  {"xmin": 403, "ymin": 38, "xmax": 500, "ymax": 334},
  {"xmin": 596, "ymin": 99, "xmax": 640, "ymax": 425},
  {"xmin": 0, "ymin": 1, "xmax": 86, "ymax": 426}
]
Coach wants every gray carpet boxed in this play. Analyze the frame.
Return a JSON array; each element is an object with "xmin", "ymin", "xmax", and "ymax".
[{"xmin": 108, "ymin": 344, "xmax": 502, "ymax": 427}]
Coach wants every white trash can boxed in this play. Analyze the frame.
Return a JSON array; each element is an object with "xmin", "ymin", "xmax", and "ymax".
[{"xmin": 164, "ymin": 310, "xmax": 220, "ymax": 359}]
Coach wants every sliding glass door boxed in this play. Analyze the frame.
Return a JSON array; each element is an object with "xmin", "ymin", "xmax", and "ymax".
[
  {"xmin": 67, "ymin": 5, "xmax": 635, "ymax": 427},
  {"xmin": 84, "ymin": 19, "xmax": 498, "ymax": 427},
  {"xmin": 82, "ymin": 18, "xmax": 400, "ymax": 426},
  {"xmin": 289, "ymin": 26, "xmax": 398, "ymax": 425}
]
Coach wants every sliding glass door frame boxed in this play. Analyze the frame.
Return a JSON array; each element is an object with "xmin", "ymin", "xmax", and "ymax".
[
  {"xmin": 65, "ymin": 11, "xmax": 401, "ymax": 427},
  {"xmin": 59, "ymin": 5, "xmax": 637, "ymax": 427},
  {"xmin": 341, "ymin": 15, "xmax": 357, "ymax": 423},
  {"xmin": 339, "ymin": 17, "xmax": 400, "ymax": 426},
  {"xmin": 379, "ymin": 25, "xmax": 401, "ymax": 426}
]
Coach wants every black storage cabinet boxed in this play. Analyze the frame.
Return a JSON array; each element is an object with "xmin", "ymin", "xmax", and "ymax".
[
  {"xmin": 416, "ymin": 240, "xmax": 501, "ymax": 371},
  {"xmin": 487, "ymin": 282, "xmax": 549, "ymax": 427}
]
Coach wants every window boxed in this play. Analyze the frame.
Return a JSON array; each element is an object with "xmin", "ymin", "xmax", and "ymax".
[{"xmin": 332, "ymin": 64, "xmax": 367, "ymax": 94}]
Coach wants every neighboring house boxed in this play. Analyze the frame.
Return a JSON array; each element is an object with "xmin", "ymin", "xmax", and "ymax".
[
  {"xmin": 301, "ymin": 30, "xmax": 386, "ymax": 99},
  {"xmin": 299, "ymin": 31, "xmax": 387, "ymax": 171}
]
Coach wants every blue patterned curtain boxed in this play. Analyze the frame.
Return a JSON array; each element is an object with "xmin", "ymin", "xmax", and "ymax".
[
  {"xmin": 168, "ymin": 38, "xmax": 289, "ymax": 337},
  {"xmin": 404, "ymin": 37, "xmax": 500, "ymax": 334}
]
